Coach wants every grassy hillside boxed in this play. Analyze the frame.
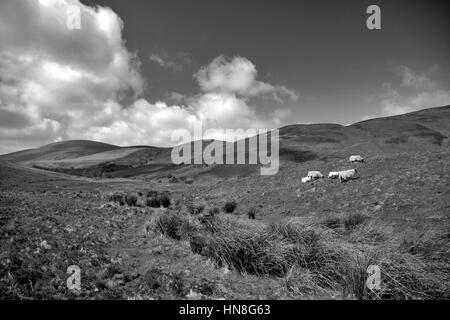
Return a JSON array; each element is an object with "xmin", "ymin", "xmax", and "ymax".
[
  {"xmin": 1, "ymin": 106, "xmax": 449, "ymax": 181},
  {"xmin": 0, "ymin": 140, "xmax": 120, "ymax": 163},
  {"xmin": 0, "ymin": 106, "xmax": 449, "ymax": 300}
]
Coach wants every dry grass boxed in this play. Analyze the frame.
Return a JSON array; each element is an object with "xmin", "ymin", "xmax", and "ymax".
[{"xmin": 147, "ymin": 205, "xmax": 450, "ymax": 300}]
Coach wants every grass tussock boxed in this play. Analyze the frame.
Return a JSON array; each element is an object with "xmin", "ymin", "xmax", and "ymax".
[
  {"xmin": 146, "ymin": 191, "xmax": 171, "ymax": 208},
  {"xmin": 146, "ymin": 203, "xmax": 450, "ymax": 300},
  {"xmin": 247, "ymin": 208, "xmax": 256, "ymax": 220},
  {"xmin": 108, "ymin": 192, "xmax": 139, "ymax": 207},
  {"xmin": 146, "ymin": 210, "xmax": 200, "ymax": 241},
  {"xmin": 223, "ymin": 200, "xmax": 237, "ymax": 214},
  {"xmin": 340, "ymin": 245, "xmax": 450, "ymax": 300},
  {"xmin": 186, "ymin": 200, "xmax": 206, "ymax": 215},
  {"xmin": 321, "ymin": 212, "xmax": 369, "ymax": 232},
  {"xmin": 342, "ymin": 212, "xmax": 369, "ymax": 231},
  {"xmin": 200, "ymin": 216, "xmax": 343, "ymax": 282}
]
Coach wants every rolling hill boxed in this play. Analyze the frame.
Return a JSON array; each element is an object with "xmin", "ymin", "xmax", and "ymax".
[
  {"xmin": 1, "ymin": 105, "xmax": 449, "ymax": 180},
  {"xmin": 0, "ymin": 105, "xmax": 449, "ymax": 300}
]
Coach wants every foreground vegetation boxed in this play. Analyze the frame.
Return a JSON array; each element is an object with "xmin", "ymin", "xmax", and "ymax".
[{"xmin": 147, "ymin": 197, "xmax": 449, "ymax": 300}]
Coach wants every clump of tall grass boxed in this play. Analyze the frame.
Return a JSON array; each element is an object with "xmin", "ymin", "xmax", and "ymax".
[
  {"xmin": 342, "ymin": 212, "xmax": 369, "ymax": 231},
  {"xmin": 247, "ymin": 208, "xmax": 256, "ymax": 220},
  {"xmin": 186, "ymin": 200, "xmax": 206, "ymax": 215},
  {"xmin": 125, "ymin": 194, "xmax": 138, "ymax": 207},
  {"xmin": 320, "ymin": 212, "xmax": 369, "ymax": 232},
  {"xmin": 108, "ymin": 192, "xmax": 125, "ymax": 205},
  {"xmin": 108, "ymin": 192, "xmax": 139, "ymax": 207},
  {"xmin": 223, "ymin": 200, "xmax": 237, "ymax": 214},
  {"xmin": 146, "ymin": 191, "xmax": 171, "ymax": 208},
  {"xmin": 200, "ymin": 216, "xmax": 343, "ymax": 281},
  {"xmin": 147, "ymin": 209, "xmax": 200, "ymax": 241},
  {"xmin": 340, "ymin": 244, "xmax": 450, "ymax": 300}
]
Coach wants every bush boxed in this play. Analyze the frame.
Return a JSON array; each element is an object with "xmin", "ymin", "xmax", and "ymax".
[
  {"xmin": 125, "ymin": 194, "xmax": 138, "ymax": 207},
  {"xmin": 108, "ymin": 192, "xmax": 125, "ymax": 206},
  {"xmin": 149, "ymin": 211, "xmax": 199, "ymax": 241},
  {"xmin": 146, "ymin": 191, "xmax": 171, "ymax": 208},
  {"xmin": 223, "ymin": 200, "xmax": 237, "ymax": 214},
  {"xmin": 247, "ymin": 208, "xmax": 256, "ymax": 220},
  {"xmin": 159, "ymin": 191, "xmax": 171, "ymax": 208},
  {"xmin": 187, "ymin": 201, "xmax": 206, "ymax": 215}
]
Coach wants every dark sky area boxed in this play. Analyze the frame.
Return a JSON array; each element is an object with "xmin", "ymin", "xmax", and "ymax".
[{"xmin": 83, "ymin": 0, "xmax": 450, "ymax": 123}]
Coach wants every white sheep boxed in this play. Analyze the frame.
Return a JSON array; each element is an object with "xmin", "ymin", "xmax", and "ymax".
[
  {"xmin": 349, "ymin": 155, "xmax": 364, "ymax": 163},
  {"xmin": 328, "ymin": 171, "xmax": 340, "ymax": 179},
  {"xmin": 301, "ymin": 176, "xmax": 312, "ymax": 183},
  {"xmin": 307, "ymin": 171, "xmax": 324, "ymax": 180},
  {"xmin": 339, "ymin": 169, "xmax": 358, "ymax": 182}
]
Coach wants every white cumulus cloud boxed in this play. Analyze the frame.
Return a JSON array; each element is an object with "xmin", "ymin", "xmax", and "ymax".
[{"xmin": 0, "ymin": 1, "xmax": 296, "ymax": 154}]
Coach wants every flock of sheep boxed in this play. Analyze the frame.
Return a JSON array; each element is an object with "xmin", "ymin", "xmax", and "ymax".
[{"xmin": 301, "ymin": 155, "xmax": 365, "ymax": 183}]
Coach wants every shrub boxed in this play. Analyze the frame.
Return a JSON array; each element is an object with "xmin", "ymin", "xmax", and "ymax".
[
  {"xmin": 159, "ymin": 191, "xmax": 171, "ymax": 208},
  {"xmin": 146, "ymin": 191, "xmax": 171, "ymax": 208},
  {"xmin": 125, "ymin": 194, "xmax": 138, "ymax": 207},
  {"xmin": 108, "ymin": 192, "xmax": 125, "ymax": 205},
  {"xmin": 148, "ymin": 211, "xmax": 200, "ymax": 241},
  {"xmin": 223, "ymin": 200, "xmax": 237, "ymax": 214},
  {"xmin": 247, "ymin": 208, "xmax": 256, "ymax": 220},
  {"xmin": 187, "ymin": 201, "xmax": 206, "ymax": 215}
]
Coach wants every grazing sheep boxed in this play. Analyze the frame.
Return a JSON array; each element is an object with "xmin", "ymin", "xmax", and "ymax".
[
  {"xmin": 301, "ymin": 176, "xmax": 312, "ymax": 183},
  {"xmin": 339, "ymin": 169, "xmax": 358, "ymax": 182},
  {"xmin": 328, "ymin": 171, "xmax": 340, "ymax": 179},
  {"xmin": 307, "ymin": 171, "xmax": 324, "ymax": 180},
  {"xmin": 349, "ymin": 155, "xmax": 365, "ymax": 163}
]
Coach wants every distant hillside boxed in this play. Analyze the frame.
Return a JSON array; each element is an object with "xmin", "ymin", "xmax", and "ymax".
[
  {"xmin": 278, "ymin": 105, "xmax": 450, "ymax": 160},
  {"xmin": 0, "ymin": 140, "xmax": 120, "ymax": 163},
  {"xmin": 1, "ymin": 105, "xmax": 448, "ymax": 179}
]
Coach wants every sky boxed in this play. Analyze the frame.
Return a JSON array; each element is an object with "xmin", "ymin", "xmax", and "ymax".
[{"xmin": 0, "ymin": 0, "xmax": 449, "ymax": 154}]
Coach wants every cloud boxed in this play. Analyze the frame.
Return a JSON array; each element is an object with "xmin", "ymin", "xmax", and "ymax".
[
  {"xmin": 0, "ymin": 0, "xmax": 144, "ymax": 153},
  {"xmin": 194, "ymin": 55, "xmax": 299, "ymax": 102},
  {"xmin": 149, "ymin": 54, "xmax": 183, "ymax": 72},
  {"xmin": 367, "ymin": 66, "xmax": 450, "ymax": 118},
  {"xmin": 393, "ymin": 65, "xmax": 437, "ymax": 90},
  {"xmin": 381, "ymin": 88, "xmax": 450, "ymax": 116},
  {"xmin": 0, "ymin": 1, "xmax": 296, "ymax": 154}
]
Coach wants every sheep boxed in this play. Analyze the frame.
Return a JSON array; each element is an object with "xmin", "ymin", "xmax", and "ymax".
[
  {"xmin": 339, "ymin": 169, "xmax": 358, "ymax": 182},
  {"xmin": 307, "ymin": 171, "xmax": 324, "ymax": 180},
  {"xmin": 301, "ymin": 176, "xmax": 312, "ymax": 183},
  {"xmin": 328, "ymin": 171, "xmax": 340, "ymax": 179},
  {"xmin": 349, "ymin": 155, "xmax": 365, "ymax": 163}
]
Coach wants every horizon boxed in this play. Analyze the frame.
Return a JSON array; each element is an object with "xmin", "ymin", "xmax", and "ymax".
[
  {"xmin": 0, "ymin": 0, "xmax": 449, "ymax": 154},
  {"xmin": 1, "ymin": 104, "xmax": 447, "ymax": 155}
]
